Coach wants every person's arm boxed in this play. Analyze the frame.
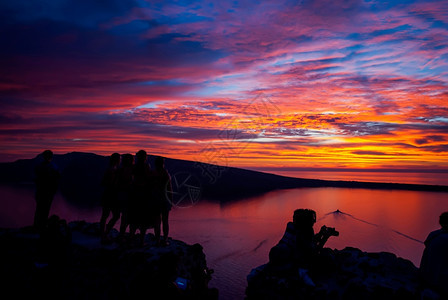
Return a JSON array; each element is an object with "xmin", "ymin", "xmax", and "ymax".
[
  {"xmin": 313, "ymin": 226, "xmax": 327, "ymax": 250},
  {"xmin": 314, "ymin": 225, "xmax": 338, "ymax": 251}
]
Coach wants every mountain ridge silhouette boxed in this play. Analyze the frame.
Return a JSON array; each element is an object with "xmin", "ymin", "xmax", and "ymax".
[{"xmin": 0, "ymin": 151, "xmax": 446, "ymax": 207}]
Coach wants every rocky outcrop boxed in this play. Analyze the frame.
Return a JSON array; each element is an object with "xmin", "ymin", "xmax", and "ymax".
[
  {"xmin": 246, "ymin": 247, "xmax": 438, "ymax": 300},
  {"xmin": 0, "ymin": 215, "xmax": 218, "ymax": 299}
]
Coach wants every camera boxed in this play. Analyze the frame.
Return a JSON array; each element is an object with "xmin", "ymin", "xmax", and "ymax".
[{"xmin": 322, "ymin": 225, "xmax": 339, "ymax": 237}]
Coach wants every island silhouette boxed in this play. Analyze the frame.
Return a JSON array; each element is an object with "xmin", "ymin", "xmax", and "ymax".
[{"xmin": 0, "ymin": 152, "xmax": 446, "ymax": 208}]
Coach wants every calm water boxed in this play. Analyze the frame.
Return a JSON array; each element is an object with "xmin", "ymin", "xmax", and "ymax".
[{"xmin": 1, "ymin": 184, "xmax": 447, "ymax": 300}]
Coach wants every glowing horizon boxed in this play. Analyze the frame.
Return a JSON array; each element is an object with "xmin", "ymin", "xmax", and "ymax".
[{"xmin": 1, "ymin": 0, "xmax": 447, "ymax": 172}]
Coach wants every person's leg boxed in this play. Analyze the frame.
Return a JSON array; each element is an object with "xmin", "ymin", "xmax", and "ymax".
[
  {"xmin": 119, "ymin": 211, "xmax": 128, "ymax": 236},
  {"xmin": 154, "ymin": 214, "xmax": 162, "ymax": 245},
  {"xmin": 127, "ymin": 224, "xmax": 142, "ymax": 247},
  {"xmin": 41, "ymin": 195, "xmax": 53, "ymax": 226},
  {"xmin": 129, "ymin": 224, "xmax": 137, "ymax": 237},
  {"xmin": 33, "ymin": 194, "xmax": 44, "ymax": 230},
  {"xmin": 105, "ymin": 209, "xmax": 120, "ymax": 235},
  {"xmin": 162, "ymin": 210, "xmax": 169, "ymax": 243},
  {"xmin": 139, "ymin": 226, "xmax": 147, "ymax": 246},
  {"xmin": 99, "ymin": 207, "xmax": 110, "ymax": 236},
  {"xmin": 34, "ymin": 194, "xmax": 52, "ymax": 232}
]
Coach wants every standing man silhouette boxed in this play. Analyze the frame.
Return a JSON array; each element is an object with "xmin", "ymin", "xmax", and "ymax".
[
  {"xmin": 117, "ymin": 153, "xmax": 134, "ymax": 241},
  {"xmin": 128, "ymin": 150, "xmax": 153, "ymax": 246},
  {"xmin": 152, "ymin": 156, "xmax": 173, "ymax": 246},
  {"xmin": 420, "ymin": 211, "xmax": 448, "ymax": 297},
  {"xmin": 34, "ymin": 150, "xmax": 60, "ymax": 232},
  {"xmin": 99, "ymin": 152, "xmax": 121, "ymax": 243}
]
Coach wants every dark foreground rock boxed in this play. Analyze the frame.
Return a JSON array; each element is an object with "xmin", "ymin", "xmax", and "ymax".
[
  {"xmin": 0, "ymin": 216, "xmax": 218, "ymax": 300},
  {"xmin": 246, "ymin": 247, "xmax": 440, "ymax": 300}
]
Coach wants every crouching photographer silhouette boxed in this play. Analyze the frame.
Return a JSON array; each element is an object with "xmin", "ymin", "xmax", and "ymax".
[{"xmin": 268, "ymin": 209, "xmax": 339, "ymax": 285}]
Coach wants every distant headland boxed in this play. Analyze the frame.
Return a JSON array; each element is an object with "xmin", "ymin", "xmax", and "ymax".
[{"xmin": 0, "ymin": 152, "xmax": 446, "ymax": 207}]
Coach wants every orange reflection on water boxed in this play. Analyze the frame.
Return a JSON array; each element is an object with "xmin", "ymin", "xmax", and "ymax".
[{"xmin": 171, "ymin": 188, "xmax": 447, "ymax": 266}]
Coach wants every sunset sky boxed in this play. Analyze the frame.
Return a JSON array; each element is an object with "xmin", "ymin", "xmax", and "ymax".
[{"xmin": 1, "ymin": 0, "xmax": 447, "ymax": 174}]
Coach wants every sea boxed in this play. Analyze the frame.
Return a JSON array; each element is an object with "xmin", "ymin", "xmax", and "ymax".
[{"xmin": 1, "ymin": 170, "xmax": 447, "ymax": 300}]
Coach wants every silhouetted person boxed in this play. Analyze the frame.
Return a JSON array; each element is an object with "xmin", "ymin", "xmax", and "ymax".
[
  {"xmin": 151, "ymin": 156, "xmax": 173, "ymax": 246},
  {"xmin": 115, "ymin": 153, "xmax": 134, "ymax": 241},
  {"xmin": 99, "ymin": 152, "xmax": 121, "ymax": 243},
  {"xmin": 128, "ymin": 150, "xmax": 155, "ymax": 246},
  {"xmin": 268, "ymin": 208, "xmax": 338, "ymax": 285},
  {"xmin": 420, "ymin": 211, "xmax": 448, "ymax": 297},
  {"xmin": 34, "ymin": 150, "xmax": 60, "ymax": 232}
]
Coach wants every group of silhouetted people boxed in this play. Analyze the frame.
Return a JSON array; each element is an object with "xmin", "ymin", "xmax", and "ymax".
[
  {"xmin": 32, "ymin": 149, "xmax": 173, "ymax": 247},
  {"xmin": 99, "ymin": 150, "xmax": 173, "ymax": 246}
]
